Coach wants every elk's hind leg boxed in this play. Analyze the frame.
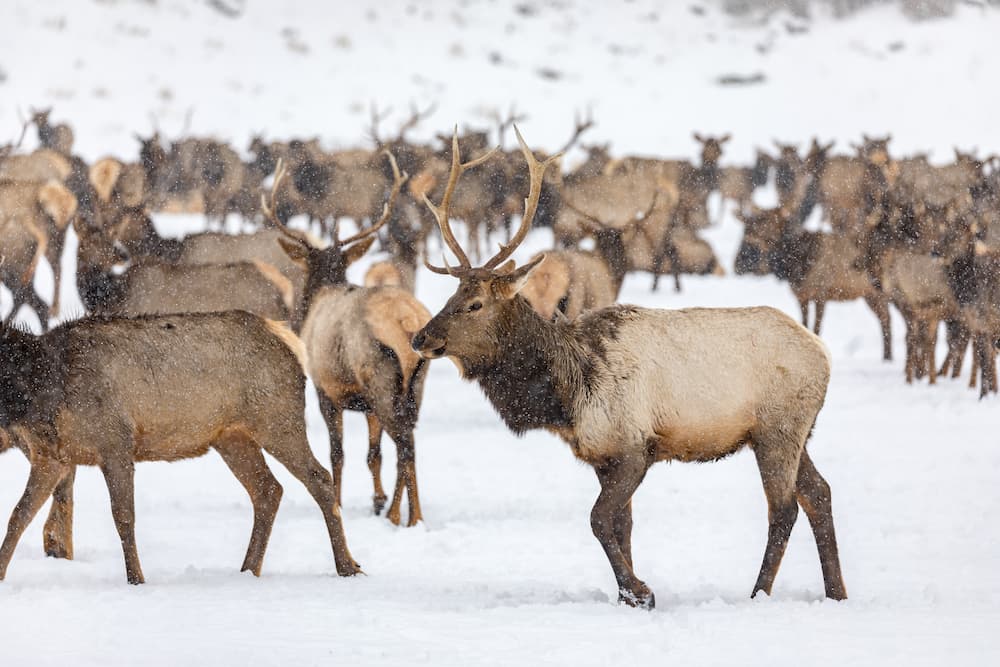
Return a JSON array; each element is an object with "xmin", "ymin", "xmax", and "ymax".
[
  {"xmin": 256, "ymin": 420, "xmax": 361, "ymax": 576},
  {"xmin": 43, "ymin": 467, "xmax": 76, "ymax": 559},
  {"xmin": 365, "ymin": 413, "xmax": 388, "ymax": 515},
  {"xmin": 100, "ymin": 456, "xmax": 144, "ymax": 584},
  {"xmin": 316, "ymin": 391, "xmax": 345, "ymax": 507},
  {"xmin": 795, "ymin": 450, "xmax": 847, "ymax": 600},
  {"xmin": 592, "ymin": 453, "xmax": 653, "ymax": 608},
  {"xmin": 749, "ymin": 427, "xmax": 802, "ymax": 599},
  {"xmin": 214, "ymin": 434, "xmax": 284, "ymax": 576}
]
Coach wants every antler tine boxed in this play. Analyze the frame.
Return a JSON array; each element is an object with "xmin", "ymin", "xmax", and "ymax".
[
  {"xmin": 338, "ymin": 151, "xmax": 409, "ymax": 246},
  {"xmin": 556, "ymin": 108, "xmax": 595, "ymax": 155},
  {"xmin": 397, "ymin": 101, "xmax": 437, "ymax": 142},
  {"xmin": 484, "ymin": 126, "xmax": 561, "ymax": 270},
  {"xmin": 259, "ymin": 159, "xmax": 305, "ymax": 244},
  {"xmin": 423, "ymin": 126, "xmax": 500, "ymax": 272},
  {"xmin": 368, "ymin": 102, "xmax": 393, "ymax": 148}
]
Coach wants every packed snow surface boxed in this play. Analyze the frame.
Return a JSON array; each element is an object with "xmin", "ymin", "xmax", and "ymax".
[{"xmin": 1, "ymin": 1, "xmax": 998, "ymax": 665}]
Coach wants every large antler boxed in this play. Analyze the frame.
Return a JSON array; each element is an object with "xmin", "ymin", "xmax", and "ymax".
[
  {"xmin": 337, "ymin": 151, "xmax": 408, "ymax": 246},
  {"xmin": 483, "ymin": 126, "xmax": 562, "ymax": 270},
  {"xmin": 423, "ymin": 127, "xmax": 499, "ymax": 273},
  {"xmin": 556, "ymin": 109, "xmax": 594, "ymax": 155},
  {"xmin": 397, "ymin": 102, "xmax": 437, "ymax": 142}
]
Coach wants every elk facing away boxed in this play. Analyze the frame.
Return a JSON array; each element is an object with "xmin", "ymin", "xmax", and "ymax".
[
  {"xmin": 0, "ymin": 311, "xmax": 361, "ymax": 583},
  {"xmin": 265, "ymin": 156, "xmax": 431, "ymax": 526},
  {"xmin": 411, "ymin": 128, "xmax": 846, "ymax": 608}
]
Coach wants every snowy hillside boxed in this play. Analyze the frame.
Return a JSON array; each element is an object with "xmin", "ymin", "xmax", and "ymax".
[{"xmin": 1, "ymin": 2, "xmax": 999, "ymax": 666}]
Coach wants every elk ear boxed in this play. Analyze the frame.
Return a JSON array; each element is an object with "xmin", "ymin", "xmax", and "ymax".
[
  {"xmin": 343, "ymin": 237, "xmax": 376, "ymax": 266},
  {"xmin": 693, "ymin": 132, "xmax": 705, "ymax": 144},
  {"xmin": 277, "ymin": 238, "xmax": 310, "ymax": 267},
  {"xmin": 720, "ymin": 133, "xmax": 732, "ymax": 144},
  {"xmin": 492, "ymin": 254, "xmax": 545, "ymax": 300}
]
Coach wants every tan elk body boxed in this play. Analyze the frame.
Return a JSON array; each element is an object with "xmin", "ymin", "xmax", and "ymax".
[{"xmin": 412, "ymin": 128, "xmax": 846, "ymax": 608}]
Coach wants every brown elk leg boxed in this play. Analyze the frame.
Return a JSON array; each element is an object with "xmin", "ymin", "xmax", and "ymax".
[
  {"xmin": 926, "ymin": 318, "xmax": 940, "ymax": 385},
  {"xmin": 0, "ymin": 456, "xmax": 69, "ymax": 580},
  {"xmin": 592, "ymin": 455, "xmax": 653, "ymax": 608},
  {"xmin": 799, "ymin": 300, "xmax": 810, "ymax": 328},
  {"xmin": 384, "ymin": 429, "xmax": 421, "ymax": 527},
  {"xmin": 100, "ymin": 457, "xmax": 144, "ymax": 584},
  {"xmin": 864, "ymin": 293, "xmax": 892, "ymax": 361},
  {"xmin": 45, "ymin": 234, "xmax": 65, "ymax": 319},
  {"xmin": 904, "ymin": 316, "xmax": 917, "ymax": 384},
  {"xmin": 258, "ymin": 424, "xmax": 361, "ymax": 576},
  {"xmin": 750, "ymin": 433, "xmax": 801, "ymax": 599},
  {"xmin": 317, "ymin": 392, "xmax": 344, "ymax": 507},
  {"xmin": 795, "ymin": 451, "xmax": 847, "ymax": 600},
  {"xmin": 365, "ymin": 413, "xmax": 388, "ymax": 515},
  {"xmin": 813, "ymin": 301, "xmax": 826, "ymax": 336},
  {"xmin": 613, "ymin": 498, "xmax": 634, "ymax": 569},
  {"xmin": 213, "ymin": 437, "xmax": 283, "ymax": 576},
  {"xmin": 969, "ymin": 340, "xmax": 980, "ymax": 390},
  {"xmin": 43, "ymin": 467, "xmax": 76, "ymax": 559}
]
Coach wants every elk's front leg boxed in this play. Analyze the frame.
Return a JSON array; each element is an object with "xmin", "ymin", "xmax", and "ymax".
[
  {"xmin": 0, "ymin": 456, "xmax": 70, "ymax": 580},
  {"xmin": 592, "ymin": 454, "xmax": 652, "ymax": 608}
]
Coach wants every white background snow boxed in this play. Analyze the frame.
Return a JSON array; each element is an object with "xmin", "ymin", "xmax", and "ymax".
[{"xmin": 1, "ymin": 1, "xmax": 998, "ymax": 665}]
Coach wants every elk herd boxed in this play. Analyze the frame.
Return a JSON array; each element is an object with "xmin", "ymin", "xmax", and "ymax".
[{"xmin": 0, "ymin": 104, "xmax": 997, "ymax": 607}]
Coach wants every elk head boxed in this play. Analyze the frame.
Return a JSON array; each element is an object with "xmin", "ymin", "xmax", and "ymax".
[
  {"xmin": 412, "ymin": 127, "xmax": 560, "ymax": 366},
  {"xmin": 262, "ymin": 153, "xmax": 407, "ymax": 327},
  {"xmin": 693, "ymin": 132, "xmax": 730, "ymax": 167},
  {"xmin": 855, "ymin": 134, "xmax": 892, "ymax": 167}
]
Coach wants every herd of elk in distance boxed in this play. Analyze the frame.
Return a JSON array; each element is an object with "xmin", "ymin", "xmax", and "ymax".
[{"xmin": 0, "ymin": 105, "xmax": 997, "ymax": 602}]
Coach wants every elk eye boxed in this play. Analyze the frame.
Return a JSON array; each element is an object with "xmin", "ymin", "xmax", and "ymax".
[{"xmin": 468, "ymin": 302, "xmax": 483, "ymax": 312}]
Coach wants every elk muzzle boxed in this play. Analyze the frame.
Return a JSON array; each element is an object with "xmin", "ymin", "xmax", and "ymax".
[{"xmin": 411, "ymin": 329, "xmax": 447, "ymax": 359}]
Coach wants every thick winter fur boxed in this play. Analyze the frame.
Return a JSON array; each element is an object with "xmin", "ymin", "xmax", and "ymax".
[
  {"xmin": 78, "ymin": 256, "xmax": 291, "ymax": 320},
  {"xmin": 0, "ymin": 311, "xmax": 360, "ymax": 583},
  {"xmin": 0, "ymin": 149, "xmax": 72, "ymax": 183},
  {"xmin": 0, "ymin": 214, "xmax": 49, "ymax": 327},
  {"xmin": 414, "ymin": 281, "xmax": 845, "ymax": 605}
]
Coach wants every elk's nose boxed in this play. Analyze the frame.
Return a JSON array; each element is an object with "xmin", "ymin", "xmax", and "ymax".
[{"xmin": 411, "ymin": 331, "xmax": 426, "ymax": 352}]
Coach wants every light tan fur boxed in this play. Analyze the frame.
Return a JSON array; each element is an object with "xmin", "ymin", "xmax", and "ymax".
[
  {"xmin": 89, "ymin": 158, "xmax": 123, "ymax": 203},
  {"xmin": 263, "ymin": 318, "xmax": 309, "ymax": 372},
  {"xmin": 364, "ymin": 288, "xmax": 432, "ymax": 391},
  {"xmin": 37, "ymin": 180, "xmax": 77, "ymax": 231},
  {"xmin": 521, "ymin": 252, "xmax": 616, "ymax": 320},
  {"xmin": 364, "ymin": 261, "xmax": 404, "ymax": 289},
  {"xmin": 0, "ymin": 149, "xmax": 71, "ymax": 183},
  {"xmin": 252, "ymin": 259, "xmax": 296, "ymax": 312}
]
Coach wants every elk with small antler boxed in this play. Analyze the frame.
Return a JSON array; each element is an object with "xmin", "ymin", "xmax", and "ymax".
[
  {"xmin": 30, "ymin": 108, "xmax": 74, "ymax": 155},
  {"xmin": 264, "ymin": 155, "xmax": 432, "ymax": 526},
  {"xmin": 411, "ymin": 127, "xmax": 846, "ymax": 608}
]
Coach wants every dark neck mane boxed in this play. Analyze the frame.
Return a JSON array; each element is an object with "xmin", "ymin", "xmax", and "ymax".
[{"xmin": 462, "ymin": 297, "xmax": 588, "ymax": 435}]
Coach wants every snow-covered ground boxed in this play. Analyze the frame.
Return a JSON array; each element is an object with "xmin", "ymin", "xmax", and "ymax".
[{"xmin": 1, "ymin": 1, "xmax": 999, "ymax": 665}]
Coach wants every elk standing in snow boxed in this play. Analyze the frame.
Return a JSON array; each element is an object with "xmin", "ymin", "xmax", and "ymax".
[
  {"xmin": 30, "ymin": 108, "xmax": 74, "ymax": 155},
  {"xmin": 266, "ymin": 156, "xmax": 431, "ymax": 526},
  {"xmin": 411, "ymin": 128, "xmax": 846, "ymax": 607},
  {"xmin": 0, "ymin": 311, "xmax": 361, "ymax": 583}
]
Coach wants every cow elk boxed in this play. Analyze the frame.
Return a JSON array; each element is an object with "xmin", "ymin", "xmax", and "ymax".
[
  {"xmin": 265, "ymin": 156, "xmax": 432, "ymax": 526},
  {"xmin": 30, "ymin": 108, "xmax": 74, "ymax": 155},
  {"xmin": 0, "ymin": 311, "xmax": 361, "ymax": 583},
  {"xmin": 412, "ymin": 127, "xmax": 846, "ymax": 607}
]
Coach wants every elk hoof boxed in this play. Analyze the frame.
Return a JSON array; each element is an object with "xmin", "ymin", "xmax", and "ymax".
[
  {"xmin": 618, "ymin": 585, "xmax": 655, "ymax": 610},
  {"xmin": 337, "ymin": 561, "xmax": 364, "ymax": 577},
  {"xmin": 372, "ymin": 494, "xmax": 387, "ymax": 516},
  {"xmin": 386, "ymin": 508, "xmax": 402, "ymax": 526},
  {"xmin": 43, "ymin": 537, "xmax": 72, "ymax": 560}
]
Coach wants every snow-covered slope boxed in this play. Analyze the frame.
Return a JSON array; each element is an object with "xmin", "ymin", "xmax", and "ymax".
[{"xmin": 1, "ymin": 2, "xmax": 998, "ymax": 666}]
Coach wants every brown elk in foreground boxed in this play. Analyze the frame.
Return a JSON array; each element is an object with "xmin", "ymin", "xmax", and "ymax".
[
  {"xmin": 266, "ymin": 157, "xmax": 431, "ymax": 526},
  {"xmin": 0, "ymin": 311, "xmax": 361, "ymax": 583},
  {"xmin": 520, "ymin": 195, "xmax": 656, "ymax": 321},
  {"xmin": 30, "ymin": 108, "xmax": 74, "ymax": 155},
  {"xmin": 412, "ymin": 127, "xmax": 846, "ymax": 608}
]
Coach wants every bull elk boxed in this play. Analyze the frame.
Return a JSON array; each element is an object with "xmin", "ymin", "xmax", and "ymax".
[
  {"xmin": 0, "ymin": 311, "xmax": 361, "ymax": 583},
  {"xmin": 411, "ymin": 127, "xmax": 846, "ymax": 608},
  {"xmin": 265, "ymin": 156, "xmax": 431, "ymax": 526}
]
